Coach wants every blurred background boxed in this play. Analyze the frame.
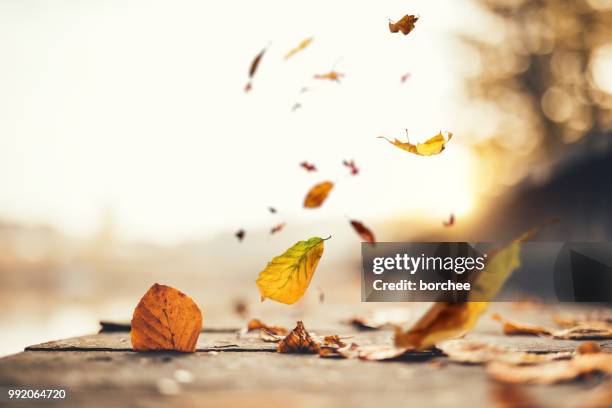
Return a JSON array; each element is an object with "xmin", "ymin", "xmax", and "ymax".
[{"xmin": 0, "ymin": 0, "xmax": 611, "ymax": 356}]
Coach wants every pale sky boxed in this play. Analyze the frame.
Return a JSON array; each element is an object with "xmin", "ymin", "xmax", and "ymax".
[{"xmin": 0, "ymin": 0, "xmax": 491, "ymax": 243}]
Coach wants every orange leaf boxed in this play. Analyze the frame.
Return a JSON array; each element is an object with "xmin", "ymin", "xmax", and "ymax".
[
  {"xmin": 379, "ymin": 131, "xmax": 453, "ymax": 156},
  {"xmin": 304, "ymin": 181, "xmax": 334, "ymax": 208},
  {"xmin": 389, "ymin": 15, "xmax": 419, "ymax": 35},
  {"xmin": 314, "ymin": 71, "xmax": 344, "ymax": 82},
  {"xmin": 247, "ymin": 318, "xmax": 288, "ymax": 335},
  {"xmin": 131, "ymin": 283, "xmax": 203, "ymax": 352}
]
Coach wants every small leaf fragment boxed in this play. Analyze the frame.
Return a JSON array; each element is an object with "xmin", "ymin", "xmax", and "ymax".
[
  {"xmin": 304, "ymin": 181, "xmax": 334, "ymax": 208},
  {"xmin": 300, "ymin": 161, "xmax": 317, "ymax": 172},
  {"xmin": 284, "ymin": 37, "xmax": 313, "ymax": 60},
  {"xmin": 256, "ymin": 236, "xmax": 326, "ymax": 304},
  {"xmin": 235, "ymin": 229, "xmax": 245, "ymax": 241},
  {"xmin": 314, "ymin": 71, "xmax": 344, "ymax": 82},
  {"xmin": 389, "ymin": 15, "xmax": 419, "ymax": 35},
  {"xmin": 350, "ymin": 220, "xmax": 376, "ymax": 243},
  {"xmin": 277, "ymin": 321, "xmax": 320, "ymax": 354},
  {"xmin": 131, "ymin": 283, "xmax": 203, "ymax": 352}
]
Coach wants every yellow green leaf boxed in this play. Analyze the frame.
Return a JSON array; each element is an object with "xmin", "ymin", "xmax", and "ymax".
[
  {"xmin": 284, "ymin": 37, "xmax": 313, "ymax": 60},
  {"xmin": 256, "ymin": 237, "xmax": 327, "ymax": 304},
  {"xmin": 379, "ymin": 131, "xmax": 453, "ymax": 156}
]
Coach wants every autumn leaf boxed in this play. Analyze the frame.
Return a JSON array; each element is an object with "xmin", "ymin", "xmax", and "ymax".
[
  {"xmin": 492, "ymin": 313, "xmax": 612, "ymax": 340},
  {"xmin": 314, "ymin": 71, "xmax": 344, "ymax": 82},
  {"xmin": 443, "ymin": 213, "xmax": 455, "ymax": 227},
  {"xmin": 304, "ymin": 181, "xmax": 334, "ymax": 208},
  {"xmin": 389, "ymin": 15, "xmax": 419, "ymax": 35},
  {"xmin": 342, "ymin": 159, "xmax": 359, "ymax": 176},
  {"xmin": 284, "ymin": 37, "xmax": 313, "ymax": 60},
  {"xmin": 244, "ymin": 47, "xmax": 266, "ymax": 92},
  {"xmin": 235, "ymin": 229, "xmax": 245, "ymax": 241},
  {"xmin": 291, "ymin": 102, "xmax": 302, "ymax": 112},
  {"xmin": 350, "ymin": 220, "xmax": 376, "ymax": 243},
  {"xmin": 350, "ymin": 308, "xmax": 417, "ymax": 330},
  {"xmin": 270, "ymin": 222, "xmax": 286, "ymax": 235},
  {"xmin": 400, "ymin": 72, "xmax": 412, "ymax": 83},
  {"xmin": 577, "ymin": 342, "xmax": 602, "ymax": 354},
  {"xmin": 131, "ymin": 283, "xmax": 203, "ymax": 352},
  {"xmin": 491, "ymin": 313, "xmax": 553, "ymax": 336},
  {"xmin": 277, "ymin": 321, "xmax": 320, "ymax": 354},
  {"xmin": 379, "ymin": 131, "xmax": 453, "ymax": 156},
  {"xmin": 246, "ymin": 318, "xmax": 288, "ymax": 335},
  {"xmin": 395, "ymin": 226, "xmax": 542, "ymax": 349},
  {"xmin": 255, "ymin": 236, "xmax": 327, "ymax": 304},
  {"xmin": 300, "ymin": 161, "xmax": 317, "ymax": 172}
]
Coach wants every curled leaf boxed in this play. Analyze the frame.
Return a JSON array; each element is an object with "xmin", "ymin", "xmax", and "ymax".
[
  {"xmin": 131, "ymin": 283, "xmax": 203, "ymax": 352},
  {"xmin": 255, "ymin": 236, "xmax": 327, "ymax": 304},
  {"xmin": 284, "ymin": 37, "xmax": 313, "ymax": 60},
  {"xmin": 491, "ymin": 313, "xmax": 553, "ymax": 336},
  {"xmin": 486, "ymin": 353, "xmax": 612, "ymax": 384},
  {"xmin": 443, "ymin": 213, "xmax": 455, "ymax": 227},
  {"xmin": 379, "ymin": 132, "xmax": 453, "ymax": 156},
  {"xmin": 277, "ymin": 321, "xmax": 320, "ymax": 354},
  {"xmin": 304, "ymin": 181, "xmax": 334, "ymax": 208},
  {"xmin": 322, "ymin": 335, "xmax": 347, "ymax": 348},
  {"xmin": 342, "ymin": 159, "xmax": 359, "ymax": 176},
  {"xmin": 246, "ymin": 318, "xmax": 288, "ymax": 335},
  {"xmin": 389, "ymin": 15, "xmax": 419, "ymax": 35},
  {"xmin": 314, "ymin": 71, "xmax": 344, "ymax": 82},
  {"xmin": 350, "ymin": 220, "xmax": 376, "ymax": 243}
]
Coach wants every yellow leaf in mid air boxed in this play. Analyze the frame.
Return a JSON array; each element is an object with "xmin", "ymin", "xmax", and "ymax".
[
  {"xmin": 256, "ymin": 237, "xmax": 327, "ymax": 304},
  {"xmin": 304, "ymin": 181, "xmax": 334, "ymax": 208},
  {"xmin": 379, "ymin": 131, "xmax": 453, "ymax": 156},
  {"xmin": 284, "ymin": 37, "xmax": 313, "ymax": 60},
  {"xmin": 394, "ymin": 226, "xmax": 546, "ymax": 350}
]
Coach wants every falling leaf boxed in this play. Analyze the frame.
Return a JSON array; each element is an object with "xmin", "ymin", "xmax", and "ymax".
[
  {"xmin": 284, "ymin": 37, "xmax": 313, "ymax": 60},
  {"xmin": 400, "ymin": 72, "xmax": 412, "ymax": 83},
  {"xmin": 291, "ymin": 102, "xmax": 302, "ymax": 112},
  {"xmin": 268, "ymin": 206, "xmax": 277, "ymax": 214},
  {"xmin": 350, "ymin": 220, "xmax": 376, "ymax": 243},
  {"xmin": 314, "ymin": 71, "xmax": 344, "ymax": 82},
  {"xmin": 246, "ymin": 318, "xmax": 288, "ymax": 335},
  {"xmin": 300, "ymin": 161, "xmax": 317, "ymax": 172},
  {"xmin": 235, "ymin": 229, "xmax": 245, "ymax": 241},
  {"xmin": 379, "ymin": 131, "xmax": 453, "ymax": 156},
  {"xmin": 486, "ymin": 353, "xmax": 612, "ymax": 384},
  {"xmin": 277, "ymin": 321, "xmax": 320, "ymax": 354},
  {"xmin": 577, "ymin": 342, "xmax": 602, "ymax": 355},
  {"xmin": 131, "ymin": 283, "xmax": 203, "ymax": 352},
  {"xmin": 436, "ymin": 339, "xmax": 572, "ymax": 365},
  {"xmin": 443, "ymin": 213, "xmax": 455, "ymax": 227},
  {"xmin": 317, "ymin": 286, "xmax": 325, "ymax": 304},
  {"xmin": 233, "ymin": 298, "xmax": 249, "ymax": 319},
  {"xmin": 245, "ymin": 47, "xmax": 266, "ymax": 92},
  {"xmin": 304, "ymin": 181, "xmax": 334, "ymax": 208},
  {"xmin": 395, "ymin": 226, "xmax": 543, "ymax": 349},
  {"xmin": 389, "ymin": 15, "xmax": 419, "ymax": 35},
  {"xmin": 255, "ymin": 236, "xmax": 327, "ymax": 304},
  {"xmin": 270, "ymin": 222, "xmax": 286, "ymax": 235},
  {"xmin": 342, "ymin": 159, "xmax": 359, "ymax": 176}
]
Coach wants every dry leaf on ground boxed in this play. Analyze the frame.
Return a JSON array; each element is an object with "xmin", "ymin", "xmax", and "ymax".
[
  {"xmin": 255, "ymin": 236, "xmax": 327, "ymax": 304},
  {"xmin": 277, "ymin": 321, "xmax": 320, "ymax": 354},
  {"xmin": 487, "ymin": 353, "xmax": 612, "ymax": 384},
  {"xmin": 491, "ymin": 313, "xmax": 553, "ymax": 336},
  {"xmin": 436, "ymin": 339, "xmax": 572, "ymax": 365},
  {"xmin": 553, "ymin": 311, "xmax": 612, "ymax": 328},
  {"xmin": 131, "ymin": 283, "xmax": 203, "ymax": 352},
  {"xmin": 350, "ymin": 308, "xmax": 418, "ymax": 330},
  {"xmin": 304, "ymin": 181, "xmax": 334, "ymax": 208},
  {"xmin": 492, "ymin": 313, "xmax": 612, "ymax": 340},
  {"xmin": 489, "ymin": 383, "xmax": 541, "ymax": 408},
  {"xmin": 379, "ymin": 132, "xmax": 453, "ymax": 156},
  {"xmin": 246, "ymin": 318, "xmax": 288, "ymax": 335},
  {"xmin": 388, "ymin": 15, "xmax": 419, "ymax": 35},
  {"xmin": 284, "ymin": 37, "xmax": 313, "ymax": 60}
]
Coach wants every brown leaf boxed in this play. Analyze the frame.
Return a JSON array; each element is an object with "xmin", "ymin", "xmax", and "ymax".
[
  {"xmin": 300, "ymin": 161, "xmax": 317, "ymax": 172},
  {"xmin": 437, "ymin": 339, "xmax": 572, "ymax": 365},
  {"xmin": 268, "ymin": 206, "xmax": 277, "ymax": 214},
  {"xmin": 245, "ymin": 47, "xmax": 266, "ymax": 92},
  {"xmin": 577, "ymin": 342, "xmax": 602, "ymax": 355},
  {"xmin": 131, "ymin": 283, "xmax": 203, "ymax": 352},
  {"xmin": 350, "ymin": 220, "xmax": 376, "ymax": 243},
  {"xmin": 489, "ymin": 383, "xmax": 541, "ymax": 408},
  {"xmin": 491, "ymin": 313, "xmax": 553, "ymax": 336},
  {"xmin": 487, "ymin": 353, "xmax": 612, "ymax": 384},
  {"xmin": 304, "ymin": 181, "xmax": 334, "ymax": 208},
  {"xmin": 400, "ymin": 72, "xmax": 412, "ymax": 83},
  {"xmin": 277, "ymin": 321, "xmax": 320, "ymax": 354},
  {"xmin": 342, "ymin": 159, "xmax": 359, "ymax": 176},
  {"xmin": 389, "ymin": 15, "xmax": 419, "ymax": 35},
  {"xmin": 553, "ymin": 311, "xmax": 612, "ymax": 328},
  {"xmin": 270, "ymin": 222, "xmax": 286, "ymax": 235},
  {"xmin": 322, "ymin": 335, "xmax": 347, "ymax": 348},
  {"xmin": 233, "ymin": 298, "xmax": 249, "ymax": 319},
  {"xmin": 247, "ymin": 318, "xmax": 288, "ymax": 335},
  {"xmin": 235, "ymin": 229, "xmax": 245, "ymax": 241},
  {"xmin": 319, "ymin": 343, "xmax": 360, "ymax": 359},
  {"xmin": 443, "ymin": 213, "xmax": 455, "ymax": 227}
]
